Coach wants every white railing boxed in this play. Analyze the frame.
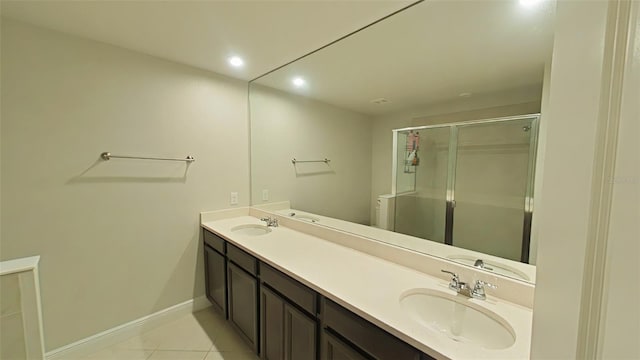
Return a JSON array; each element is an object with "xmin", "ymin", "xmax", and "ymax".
[{"xmin": 1, "ymin": 256, "xmax": 45, "ymax": 360}]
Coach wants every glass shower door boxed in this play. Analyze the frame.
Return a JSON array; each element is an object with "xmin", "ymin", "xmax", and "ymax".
[
  {"xmin": 394, "ymin": 127, "xmax": 450, "ymax": 243},
  {"xmin": 450, "ymin": 118, "xmax": 536, "ymax": 262}
]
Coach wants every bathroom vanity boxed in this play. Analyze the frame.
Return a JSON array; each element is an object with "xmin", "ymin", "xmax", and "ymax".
[{"xmin": 201, "ymin": 209, "xmax": 533, "ymax": 360}]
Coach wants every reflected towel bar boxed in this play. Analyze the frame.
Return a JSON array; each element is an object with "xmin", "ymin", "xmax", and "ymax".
[
  {"xmin": 291, "ymin": 158, "xmax": 330, "ymax": 164},
  {"xmin": 101, "ymin": 152, "xmax": 195, "ymax": 163}
]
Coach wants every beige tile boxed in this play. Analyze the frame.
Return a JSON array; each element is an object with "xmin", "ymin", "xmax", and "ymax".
[
  {"xmin": 147, "ymin": 350, "xmax": 208, "ymax": 360},
  {"xmin": 114, "ymin": 333, "xmax": 162, "ymax": 351},
  {"xmin": 208, "ymin": 324, "xmax": 253, "ymax": 353},
  {"xmin": 204, "ymin": 351, "xmax": 258, "ymax": 360},
  {"xmin": 0, "ymin": 273, "xmax": 22, "ymax": 316},
  {"xmin": 0, "ymin": 312, "xmax": 27, "ymax": 360},
  {"xmin": 144, "ymin": 311, "xmax": 218, "ymax": 351},
  {"xmin": 83, "ymin": 348, "xmax": 153, "ymax": 360}
]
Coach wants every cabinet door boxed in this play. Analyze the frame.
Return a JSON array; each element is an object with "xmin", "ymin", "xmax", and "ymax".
[
  {"xmin": 322, "ymin": 330, "xmax": 369, "ymax": 360},
  {"xmin": 260, "ymin": 286, "xmax": 284, "ymax": 360},
  {"xmin": 284, "ymin": 303, "xmax": 317, "ymax": 360},
  {"xmin": 228, "ymin": 262, "xmax": 258, "ymax": 353},
  {"xmin": 204, "ymin": 245, "xmax": 226, "ymax": 316}
]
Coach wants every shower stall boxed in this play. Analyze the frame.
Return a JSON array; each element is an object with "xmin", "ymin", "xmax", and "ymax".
[{"xmin": 391, "ymin": 114, "xmax": 539, "ymax": 263}]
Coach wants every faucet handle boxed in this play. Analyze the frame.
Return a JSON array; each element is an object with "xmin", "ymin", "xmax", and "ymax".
[
  {"xmin": 472, "ymin": 280, "xmax": 497, "ymax": 300},
  {"xmin": 441, "ymin": 270, "xmax": 460, "ymax": 291},
  {"xmin": 477, "ymin": 280, "xmax": 497, "ymax": 289},
  {"xmin": 260, "ymin": 216, "xmax": 278, "ymax": 227}
]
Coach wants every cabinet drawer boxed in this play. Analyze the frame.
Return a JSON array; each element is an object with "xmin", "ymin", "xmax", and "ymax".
[
  {"xmin": 228, "ymin": 243, "xmax": 258, "ymax": 276},
  {"xmin": 261, "ymin": 263, "xmax": 317, "ymax": 316},
  {"xmin": 203, "ymin": 229, "xmax": 225, "ymax": 254},
  {"xmin": 323, "ymin": 299, "xmax": 421, "ymax": 360}
]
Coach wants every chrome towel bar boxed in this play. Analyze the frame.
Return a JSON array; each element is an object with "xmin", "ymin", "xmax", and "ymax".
[
  {"xmin": 101, "ymin": 152, "xmax": 195, "ymax": 163},
  {"xmin": 291, "ymin": 158, "xmax": 330, "ymax": 164}
]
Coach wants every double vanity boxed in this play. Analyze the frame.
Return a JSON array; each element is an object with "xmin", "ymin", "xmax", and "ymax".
[{"xmin": 201, "ymin": 208, "xmax": 533, "ymax": 360}]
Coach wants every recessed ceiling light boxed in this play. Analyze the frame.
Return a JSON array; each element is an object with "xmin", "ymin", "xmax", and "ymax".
[
  {"xmin": 228, "ymin": 56, "xmax": 244, "ymax": 68},
  {"xmin": 292, "ymin": 77, "xmax": 305, "ymax": 87},
  {"xmin": 519, "ymin": 0, "xmax": 542, "ymax": 8}
]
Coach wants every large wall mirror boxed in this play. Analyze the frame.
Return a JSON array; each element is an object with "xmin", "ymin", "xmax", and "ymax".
[{"xmin": 249, "ymin": 0, "xmax": 555, "ymax": 284}]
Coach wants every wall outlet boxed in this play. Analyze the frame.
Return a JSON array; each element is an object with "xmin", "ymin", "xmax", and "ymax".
[
  {"xmin": 230, "ymin": 192, "xmax": 238, "ymax": 205},
  {"xmin": 262, "ymin": 189, "xmax": 269, "ymax": 201}
]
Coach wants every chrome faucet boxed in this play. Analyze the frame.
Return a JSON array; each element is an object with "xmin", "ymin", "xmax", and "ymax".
[
  {"xmin": 260, "ymin": 216, "xmax": 279, "ymax": 227},
  {"xmin": 441, "ymin": 270, "xmax": 497, "ymax": 300}
]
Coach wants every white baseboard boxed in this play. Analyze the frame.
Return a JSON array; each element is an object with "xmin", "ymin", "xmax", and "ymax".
[{"xmin": 45, "ymin": 296, "xmax": 211, "ymax": 360}]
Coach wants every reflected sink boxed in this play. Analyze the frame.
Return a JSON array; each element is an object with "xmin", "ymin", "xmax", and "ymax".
[
  {"xmin": 295, "ymin": 215, "xmax": 319, "ymax": 223},
  {"xmin": 446, "ymin": 255, "xmax": 530, "ymax": 281},
  {"xmin": 288, "ymin": 212, "xmax": 320, "ymax": 223},
  {"xmin": 400, "ymin": 288, "xmax": 515, "ymax": 350},
  {"xmin": 230, "ymin": 224, "xmax": 272, "ymax": 236}
]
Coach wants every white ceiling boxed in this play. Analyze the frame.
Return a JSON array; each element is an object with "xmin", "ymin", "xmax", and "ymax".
[
  {"xmin": 0, "ymin": 0, "xmax": 415, "ymax": 80},
  {"xmin": 254, "ymin": 0, "xmax": 556, "ymax": 115}
]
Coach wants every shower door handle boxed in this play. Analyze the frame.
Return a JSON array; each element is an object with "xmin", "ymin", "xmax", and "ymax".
[{"xmin": 451, "ymin": 200, "xmax": 456, "ymax": 208}]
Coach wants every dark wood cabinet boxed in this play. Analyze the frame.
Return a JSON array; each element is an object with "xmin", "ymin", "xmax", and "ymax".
[
  {"xmin": 202, "ymin": 228, "xmax": 431, "ymax": 360},
  {"xmin": 322, "ymin": 299, "xmax": 423, "ymax": 360},
  {"xmin": 284, "ymin": 302, "xmax": 317, "ymax": 360},
  {"xmin": 260, "ymin": 285, "xmax": 317, "ymax": 360},
  {"xmin": 204, "ymin": 245, "xmax": 226, "ymax": 317},
  {"xmin": 228, "ymin": 261, "xmax": 259, "ymax": 353},
  {"xmin": 322, "ymin": 330, "xmax": 369, "ymax": 360},
  {"xmin": 261, "ymin": 286, "xmax": 285, "ymax": 360}
]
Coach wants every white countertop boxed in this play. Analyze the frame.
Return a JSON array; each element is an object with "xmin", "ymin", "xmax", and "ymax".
[
  {"xmin": 271, "ymin": 207, "xmax": 536, "ymax": 283},
  {"xmin": 202, "ymin": 215, "xmax": 532, "ymax": 360}
]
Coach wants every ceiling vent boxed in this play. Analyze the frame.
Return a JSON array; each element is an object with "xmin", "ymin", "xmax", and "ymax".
[{"xmin": 370, "ymin": 98, "xmax": 389, "ymax": 104}]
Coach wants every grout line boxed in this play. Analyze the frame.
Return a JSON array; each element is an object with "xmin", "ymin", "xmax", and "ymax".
[{"xmin": 145, "ymin": 349, "xmax": 156, "ymax": 360}]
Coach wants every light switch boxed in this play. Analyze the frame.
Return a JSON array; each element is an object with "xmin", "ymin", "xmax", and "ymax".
[
  {"xmin": 230, "ymin": 192, "xmax": 238, "ymax": 205},
  {"xmin": 262, "ymin": 189, "xmax": 269, "ymax": 201}
]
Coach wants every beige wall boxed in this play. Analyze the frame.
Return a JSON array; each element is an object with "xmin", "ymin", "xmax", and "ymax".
[
  {"xmin": 530, "ymin": 1, "xmax": 610, "ymax": 358},
  {"xmin": 600, "ymin": 1, "xmax": 639, "ymax": 357},
  {"xmin": 250, "ymin": 84, "xmax": 372, "ymax": 225},
  {"xmin": 0, "ymin": 19, "xmax": 250, "ymax": 351}
]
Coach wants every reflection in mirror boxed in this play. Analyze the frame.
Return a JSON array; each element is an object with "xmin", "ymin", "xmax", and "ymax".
[
  {"xmin": 391, "ymin": 115, "xmax": 539, "ymax": 264},
  {"xmin": 250, "ymin": 0, "xmax": 555, "ymax": 283}
]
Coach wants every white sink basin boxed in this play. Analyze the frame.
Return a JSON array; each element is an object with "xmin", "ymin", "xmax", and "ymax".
[
  {"xmin": 400, "ymin": 288, "xmax": 515, "ymax": 350},
  {"xmin": 230, "ymin": 224, "xmax": 272, "ymax": 236}
]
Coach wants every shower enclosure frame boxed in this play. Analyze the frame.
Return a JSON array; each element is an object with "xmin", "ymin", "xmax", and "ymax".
[{"xmin": 391, "ymin": 113, "xmax": 540, "ymax": 263}]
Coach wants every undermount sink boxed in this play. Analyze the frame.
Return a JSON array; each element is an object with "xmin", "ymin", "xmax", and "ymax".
[
  {"xmin": 230, "ymin": 224, "xmax": 272, "ymax": 236},
  {"xmin": 400, "ymin": 288, "xmax": 515, "ymax": 350}
]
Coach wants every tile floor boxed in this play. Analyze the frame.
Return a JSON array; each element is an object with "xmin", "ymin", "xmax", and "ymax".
[{"xmin": 78, "ymin": 308, "xmax": 258, "ymax": 360}]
